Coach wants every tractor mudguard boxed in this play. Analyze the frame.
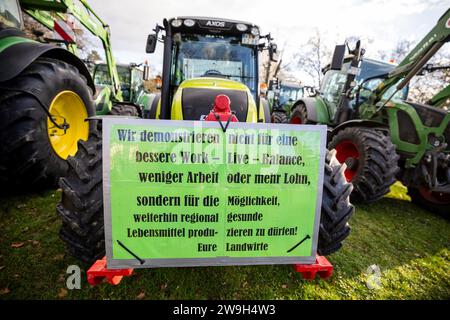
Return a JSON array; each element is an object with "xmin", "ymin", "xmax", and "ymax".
[
  {"xmin": 260, "ymin": 98, "xmax": 271, "ymax": 123},
  {"xmin": 95, "ymin": 86, "xmax": 113, "ymax": 114},
  {"xmin": 148, "ymin": 93, "xmax": 161, "ymax": 119},
  {"xmin": 329, "ymin": 119, "xmax": 388, "ymax": 141},
  {"xmin": 291, "ymin": 97, "xmax": 330, "ymax": 123},
  {"xmin": 0, "ymin": 40, "xmax": 95, "ymax": 92}
]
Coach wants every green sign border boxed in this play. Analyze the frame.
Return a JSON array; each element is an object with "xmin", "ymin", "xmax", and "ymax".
[{"xmin": 103, "ymin": 118, "xmax": 327, "ymax": 269}]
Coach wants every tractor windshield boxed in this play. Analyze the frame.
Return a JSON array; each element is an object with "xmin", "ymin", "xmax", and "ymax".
[
  {"xmin": 94, "ymin": 64, "xmax": 130, "ymax": 86},
  {"xmin": 357, "ymin": 59, "xmax": 396, "ymax": 81},
  {"xmin": 0, "ymin": 0, "xmax": 21, "ymax": 29},
  {"xmin": 280, "ymin": 86, "xmax": 304, "ymax": 104},
  {"xmin": 321, "ymin": 59, "xmax": 408, "ymax": 109},
  {"xmin": 94, "ymin": 64, "xmax": 132, "ymax": 100},
  {"xmin": 357, "ymin": 60, "xmax": 408, "ymax": 102},
  {"xmin": 171, "ymin": 33, "xmax": 257, "ymax": 95}
]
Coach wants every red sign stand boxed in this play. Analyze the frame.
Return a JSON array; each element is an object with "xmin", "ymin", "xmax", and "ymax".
[
  {"xmin": 293, "ymin": 256, "xmax": 333, "ymax": 280},
  {"xmin": 86, "ymin": 256, "xmax": 333, "ymax": 286}
]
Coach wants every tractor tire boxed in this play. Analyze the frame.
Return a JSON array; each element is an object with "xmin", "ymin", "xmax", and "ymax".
[
  {"xmin": 407, "ymin": 188, "xmax": 449, "ymax": 219},
  {"xmin": 57, "ymin": 130, "xmax": 104, "ymax": 264},
  {"xmin": 0, "ymin": 57, "xmax": 95, "ymax": 190},
  {"xmin": 110, "ymin": 104, "xmax": 141, "ymax": 117},
  {"xmin": 317, "ymin": 149, "xmax": 354, "ymax": 255},
  {"xmin": 271, "ymin": 111, "xmax": 288, "ymax": 124},
  {"xmin": 56, "ymin": 132, "xmax": 354, "ymax": 262},
  {"xmin": 328, "ymin": 127, "xmax": 399, "ymax": 203},
  {"xmin": 289, "ymin": 102, "xmax": 311, "ymax": 124}
]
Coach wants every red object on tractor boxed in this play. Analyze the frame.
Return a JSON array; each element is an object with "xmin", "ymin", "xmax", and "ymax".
[
  {"xmin": 87, "ymin": 257, "xmax": 133, "ymax": 286},
  {"xmin": 294, "ymin": 256, "xmax": 334, "ymax": 280},
  {"xmin": 204, "ymin": 94, "xmax": 239, "ymax": 122}
]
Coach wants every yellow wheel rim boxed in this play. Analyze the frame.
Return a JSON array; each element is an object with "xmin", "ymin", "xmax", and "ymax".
[{"xmin": 47, "ymin": 91, "xmax": 89, "ymax": 160}]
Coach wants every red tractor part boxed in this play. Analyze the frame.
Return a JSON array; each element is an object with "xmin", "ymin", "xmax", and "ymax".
[
  {"xmin": 204, "ymin": 94, "xmax": 239, "ymax": 122},
  {"xmin": 87, "ymin": 257, "xmax": 133, "ymax": 286},
  {"xmin": 294, "ymin": 256, "xmax": 334, "ymax": 280},
  {"xmin": 290, "ymin": 116, "xmax": 302, "ymax": 124},
  {"xmin": 334, "ymin": 140, "xmax": 360, "ymax": 182},
  {"xmin": 86, "ymin": 255, "xmax": 333, "ymax": 286}
]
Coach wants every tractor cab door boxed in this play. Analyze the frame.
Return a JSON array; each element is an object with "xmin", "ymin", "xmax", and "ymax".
[
  {"xmin": 320, "ymin": 63, "xmax": 350, "ymax": 121},
  {"xmin": 93, "ymin": 64, "xmax": 112, "ymax": 99},
  {"xmin": 130, "ymin": 67, "xmax": 145, "ymax": 103}
]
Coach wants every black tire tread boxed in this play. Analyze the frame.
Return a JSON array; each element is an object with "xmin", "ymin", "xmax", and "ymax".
[
  {"xmin": 318, "ymin": 149, "xmax": 354, "ymax": 255},
  {"xmin": 57, "ymin": 131, "xmax": 104, "ymax": 263},
  {"xmin": 290, "ymin": 102, "xmax": 312, "ymax": 124},
  {"xmin": 110, "ymin": 104, "xmax": 141, "ymax": 117},
  {"xmin": 328, "ymin": 127, "xmax": 399, "ymax": 203},
  {"xmin": 271, "ymin": 111, "xmax": 288, "ymax": 124},
  {"xmin": 0, "ymin": 57, "xmax": 94, "ymax": 189}
]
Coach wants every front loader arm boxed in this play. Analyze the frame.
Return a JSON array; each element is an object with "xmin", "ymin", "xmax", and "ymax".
[
  {"xmin": 361, "ymin": 8, "xmax": 450, "ymax": 118},
  {"xmin": 19, "ymin": 0, "xmax": 123, "ymax": 101}
]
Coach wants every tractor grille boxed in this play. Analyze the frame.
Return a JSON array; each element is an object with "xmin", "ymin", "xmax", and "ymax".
[
  {"xmin": 181, "ymin": 88, "xmax": 248, "ymax": 121},
  {"xmin": 397, "ymin": 110, "xmax": 420, "ymax": 144},
  {"xmin": 408, "ymin": 102, "xmax": 446, "ymax": 127}
]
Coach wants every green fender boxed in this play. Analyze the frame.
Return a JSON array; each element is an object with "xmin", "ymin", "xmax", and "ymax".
[
  {"xmin": 95, "ymin": 86, "xmax": 113, "ymax": 114},
  {"xmin": 135, "ymin": 91, "xmax": 156, "ymax": 113},
  {"xmin": 0, "ymin": 30, "xmax": 94, "ymax": 92},
  {"xmin": 328, "ymin": 119, "xmax": 388, "ymax": 142},
  {"xmin": 291, "ymin": 96, "xmax": 331, "ymax": 124}
]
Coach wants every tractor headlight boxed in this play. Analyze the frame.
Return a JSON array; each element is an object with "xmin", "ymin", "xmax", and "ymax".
[
  {"xmin": 236, "ymin": 23, "xmax": 248, "ymax": 32},
  {"xmin": 184, "ymin": 19, "xmax": 195, "ymax": 27},
  {"xmin": 251, "ymin": 27, "xmax": 260, "ymax": 36},
  {"xmin": 171, "ymin": 19, "xmax": 183, "ymax": 28}
]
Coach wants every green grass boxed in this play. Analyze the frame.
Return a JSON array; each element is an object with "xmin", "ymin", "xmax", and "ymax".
[{"xmin": 0, "ymin": 182, "xmax": 449, "ymax": 300}]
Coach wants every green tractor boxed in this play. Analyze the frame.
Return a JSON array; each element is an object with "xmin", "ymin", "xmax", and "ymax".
[
  {"xmin": 268, "ymin": 78, "xmax": 304, "ymax": 123},
  {"xmin": 289, "ymin": 9, "xmax": 450, "ymax": 216},
  {"xmin": 0, "ymin": 0, "xmax": 153, "ymax": 190},
  {"xmin": 23, "ymin": 0, "xmax": 154, "ymax": 117},
  {"xmin": 0, "ymin": 0, "xmax": 96, "ymax": 189},
  {"xmin": 56, "ymin": 16, "xmax": 354, "ymax": 263},
  {"xmin": 92, "ymin": 62, "xmax": 153, "ymax": 117}
]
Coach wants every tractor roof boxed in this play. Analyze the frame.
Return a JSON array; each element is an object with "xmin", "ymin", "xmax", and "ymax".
[
  {"xmin": 166, "ymin": 16, "xmax": 261, "ymax": 35},
  {"xmin": 170, "ymin": 16, "xmax": 259, "ymax": 28},
  {"xmin": 281, "ymin": 81, "xmax": 302, "ymax": 89},
  {"xmin": 322, "ymin": 56, "xmax": 397, "ymax": 75}
]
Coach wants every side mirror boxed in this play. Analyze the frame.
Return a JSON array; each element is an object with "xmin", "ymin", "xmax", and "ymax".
[
  {"xmin": 269, "ymin": 43, "xmax": 278, "ymax": 62},
  {"xmin": 143, "ymin": 64, "xmax": 150, "ymax": 81},
  {"xmin": 146, "ymin": 34, "xmax": 157, "ymax": 53},
  {"xmin": 330, "ymin": 44, "xmax": 346, "ymax": 70}
]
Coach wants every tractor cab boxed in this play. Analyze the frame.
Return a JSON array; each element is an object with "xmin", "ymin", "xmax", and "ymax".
[
  {"xmin": 0, "ymin": 0, "xmax": 22, "ymax": 29},
  {"xmin": 146, "ymin": 16, "xmax": 277, "ymax": 122},
  {"xmin": 268, "ymin": 78, "xmax": 304, "ymax": 112},
  {"xmin": 279, "ymin": 81, "xmax": 304, "ymax": 110},
  {"xmin": 93, "ymin": 63, "xmax": 146, "ymax": 102},
  {"xmin": 320, "ymin": 46, "xmax": 408, "ymax": 125}
]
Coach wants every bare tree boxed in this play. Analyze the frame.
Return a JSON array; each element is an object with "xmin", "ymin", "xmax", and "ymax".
[
  {"xmin": 377, "ymin": 39, "xmax": 412, "ymax": 62},
  {"xmin": 293, "ymin": 29, "xmax": 332, "ymax": 87},
  {"xmin": 22, "ymin": 12, "xmax": 53, "ymax": 40},
  {"xmin": 377, "ymin": 40, "xmax": 450, "ymax": 106},
  {"xmin": 22, "ymin": 11, "xmax": 95, "ymax": 59},
  {"xmin": 409, "ymin": 50, "xmax": 450, "ymax": 106}
]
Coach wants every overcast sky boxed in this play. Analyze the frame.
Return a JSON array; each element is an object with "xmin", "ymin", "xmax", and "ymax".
[{"xmin": 84, "ymin": 0, "xmax": 449, "ymax": 79}]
